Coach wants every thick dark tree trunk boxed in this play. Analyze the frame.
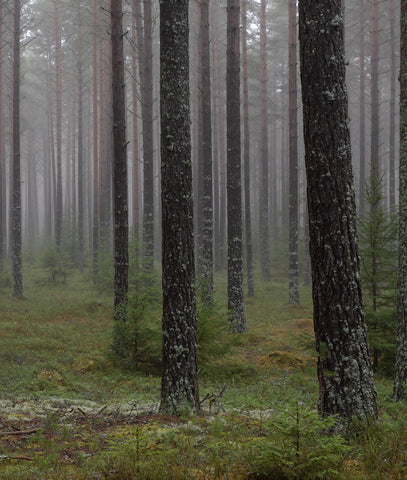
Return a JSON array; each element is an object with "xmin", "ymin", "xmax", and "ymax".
[
  {"xmin": 111, "ymin": 0, "xmax": 129, "ymax": 357},
  {"xmin": 288, "ymin": 0, "xmax": 299, "ymax": 304},
  {"xmin": 258, "ymin": 0, "xmax": 270, "ymax": 283},
  {"xmin": 12, "ymin": 0, "xmax": 22, "ymax": 297},
  {"xmin": 242, "ymin": 0, "xmax": 254, "ymax": 297},
  {"xmin": 393, "ymin": 0, "xmax": 407, "ymax": 401},
  {"xmin": 227, "ymin": 0, "xmax": 247, "ymax": 333},
  {"xmin": 159, "ymin": 0, "xmax": 200, "ymax": 414},
  {"xmin": 299, "ymin": 0, "xmax": 377, "ymax": 422}
]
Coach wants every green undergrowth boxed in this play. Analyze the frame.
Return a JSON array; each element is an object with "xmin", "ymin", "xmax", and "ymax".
[{"xmin": 0, "ymin": 254, "xmax": 405, "ymax": 478}]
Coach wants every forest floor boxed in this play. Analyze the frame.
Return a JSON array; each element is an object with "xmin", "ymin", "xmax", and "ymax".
[{"xmin": 0, "ymin": 256, "xmax": 405, "ymax": 479}]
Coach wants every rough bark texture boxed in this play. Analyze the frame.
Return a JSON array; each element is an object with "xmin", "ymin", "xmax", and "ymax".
[
  {"xmin": 0, "ymin": 2, "xmax": 3, "ymax": 266},
  {"xmin": 242, "ymin": 0, "xmax": 254, "ymax": 297},
  {"xmin": 393, "ymin": 0, "xmax": 407, "ymax": 401},
  {"xmin": 288, "ymin": 0, "xmax": 299, "ymax": 305},
  {"xmin": 200, "ymin": 0, "xmax": 214, "ymax": 306},
  {"xmin": 258, "ymin": 0, "xmax": 270, "ymax": 283},
  {"xmin": 227, "ymin": 0, "xmax": 247, "ymax": 333},
  {"xmin": 111, "ymin": 0, "xmax": 129, "ymax": 355},
  {"xmin": 389, "ymin": 0, "xmax": 396, "ymax": 212},
  {"xmin": 159, "ymin": 0, "xmax": 200, "ymax": 414},
  {"xmin": 299, "ymin": 0, "xmax": 377, "ymax": 422},
  {"xmin": 12, "ymin": 0, "xmax": 22, "ymax": 297},
  {"xmin": 92, "ymin": 0, "xmax": 99, "ymax": 284}
]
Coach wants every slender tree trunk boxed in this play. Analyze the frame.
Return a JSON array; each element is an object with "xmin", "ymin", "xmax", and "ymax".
[
  {"xmin": 111, "ymin": 0, "xmax": 129, "ymax": 357},
  {"xmin": 77, "ymin": 11, "xmax": 84, "ymax": 273},
  {"xmin": 227, "ymin": 0, "xmax": 247, "ymax": 333},
  {"xmin": 359, "ymin": 0, "xmax": 366, "ymax": 216},
  {"xmin": 288, "ymin": 0, "xmax": 299, "ymax": 304},
  {"xmin": 299, "ymin": 0, "xmax": 377, "ymax": 422},
  {"xmin": 393, "ymin": 0, "xmax": 407, "ymax": 401},
  {"xmin": 389, "ymin": 0, "xmax": 396, "ymax": 212},
  {"xmin": 12, "ymin": 0, "xmax": 22, "ymax": 297},
  {"xmin": 0, "ymin": 2, "xmax": 4, "ymax": 267},
  {"xmin": 53, "ymin": 0, "xmax": 63, "ymax": 252},
  {"xmin": 200, "ymin": 0, "xmax": 214, "ymax": 305},
  {"xmin": 159, "ymin": 0, "xmax": 200, "ymax": 414},
  {"xmin": 242, "ymin": 0, "xmax": 254, "ymax": 297},
  {"xmin": 92, "ymin": 0, "xmax": 99, "ymax": 284},
  {"xmin": 258, "ymin": 0, "xmax": 270, "ymax": 282},
  {"xmin": 142, "ymin": 0, "xmax": 154, "ymax": 273},
  {"xmin": 370, "ymin": 0, "xmax": 380, "ymax": 195}
]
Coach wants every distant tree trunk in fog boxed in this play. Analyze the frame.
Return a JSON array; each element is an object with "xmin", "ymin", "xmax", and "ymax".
[
  {"xmin": 142, "ymin": 0, "xmax": 155, "ymax": 274},
  {"xmin": 77, "ymin": 10, "xmax": 84, "ymax": 273},
  {"xmin": 288, "ymin": 0, "xmax": 299, "ymax": 304},
  {"xmin": 131, "ymin": 1, "xmax": 140, "ymax": 254},
  {"xmin": 359, "ymin": 0, "xmax": 366, "ymax": 216},
  {"xmin": 227, "ymin": 0, "xmax": 247, "ymax": 333},
  {"xmin": 299, "ymin": 0, "xmax": 378, "ymax": 422},
  {"xmin": 53, "ymin": 0, "xmax": 63, "ymax": 253},
  {"xmin": 159, "ymin": 0, "xmax": 200, "ymax": 414},
  {"xmin": 211, "ymin": 3, "xmax": 226, "ymax": 272},
  {"xmin": 111, "ymin": 0, "xmax": 129, "ymax": 357},
  {"xmin": 258, "ymin": 0, "xmax": 270, "ymax": 283},
  {"xmin": 393, "ymin": 0, "xmax": 407, "ymax": 401},
  {"xmin": 0, "ymin": 3, "xmax": 4, "ymax": 267},
  {"xmin": 370, "ymin": 0, "xmax": 380, "ymax": 201},
  {"xmin": 389, "ymin": 0, "xmax": 396, "ymax": 212},
  {"xmin": 12, "ymin": 0, "xmax": 22, "ymax": 296},
  {"xmin": 92, "ymin": 0, "xmax": 99, "ymax": 284},
  {"xmin": 26, "ymin": 129, "xmax": 38, "ymax": 243},
  {"xmin": 242, "ymin": 0, "xmax": 254, "ymax": 297},
  {"xmin": 199, "ymin": 0, "xmax": 214, "ymax": 305}
]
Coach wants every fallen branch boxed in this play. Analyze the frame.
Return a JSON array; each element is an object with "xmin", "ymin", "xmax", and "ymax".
[{"xmin": 0, "ymin": 428, "xmax": 38, "ymax": 437}]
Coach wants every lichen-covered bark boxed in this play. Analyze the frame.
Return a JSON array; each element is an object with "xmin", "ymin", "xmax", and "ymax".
[
  {"xmin": 12, "ymin": 0, "xmax": 23, "ymax": 297},
  {"xmin": 159, "ymin": 0, "xmax": 200, "ymax": 414},
  {"xmin": 111, "ymin": 0, "xmax": 129, "ymax": 354},
  {"xmin": 299, "ymin": 0, "xmax": 377, "ymax": 422},
  {"xmin": 227, "ymin": 0, "xmax": 247, "ymax": 333},
  {"xmin": 288, "ymin": 0, "xmax": 299, "ymax": 305},
  {"xmin": 393, "ymin": 0, "xmax": 407, "ymax": 401}
]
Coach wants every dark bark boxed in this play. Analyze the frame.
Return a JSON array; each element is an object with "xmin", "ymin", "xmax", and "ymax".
[
  {"xmin": 299, "ymin": 0, "xmax": 377, "ymax": 422},
  {"xmin": 288, "ymin": 0, "xmax": 299, "ymax": 304},
  {"xmin": 389, "ymin": 0, "xmax": 396, "ymax": 213},
  {"xmin": 0, "ymin": 3, "xmax": 3, "ymax": 266},
  {"xmin": 258, "ymin": 0, "xmax": 270, "ymax": 283},
  {"xmin": 393, "ymin": 0, "xmax": 407, "ymax": 401},
  {"xmin": 159, "ymin": 0, "xmax": 200, "ymax": 414},
  {"xmin": 12, "ymin": 0, "xmax": 22, "ymax": 297},
  {"xmin": 227, "ymin": 0, "xmax": 247, "ymax": 333},
  {"xmin": 111, "ymin": 0, "xmax": 129, "ymax": 357},
  {"xmin": 199, "ymin": 0, "xmax": 214, "ymax": 305},
  {"xmin": 242, "ymin": 0, "xmax": 254, "ymax": 297}
]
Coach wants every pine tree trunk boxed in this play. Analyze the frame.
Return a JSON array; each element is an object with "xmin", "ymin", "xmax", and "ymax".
[
  {"xmin": 111, "ymin": 0, "xmax": 129, "ymax": 357},
  {"xmin": 92, "ymin": 0, "xmax": 99, "ymax": 284},
  {"xmin": 288, "ymin": 0, "xmax": 299, "ymax": 304},
  {"xmin": 142, "ymin": 0, "xmax": 154, "ymax": 274},
  {"xmin": 227, "ymin": 0, "xmax": 247, "ymax": 333},
  {"xmin": 389, "ymin": 0, "xmax": 396, "ymax": 212},
  {"xmin": 258, "ymin": 0, "xmax": 270, "ymax": 283},
  {"xmin": 77, "ymin": 11, "xmax": 84, "ymax": 273},
  {"xmin": 54, "ymin": 0, "xmax": 63, "ymax": 253},
  {"xmin": 0, "ymin": 3, "xmax": 4, "ymax": 267},
  {"xmin": 200, "ymin": 0, "xmax": 214, "ymax": 305},
  {"xmin": 299, "ymin": 0, "xmax": 377, "ymax": 422},
  {"xmin": 242, "ymin": 0, "xmax": 254, "ymax": 297},
  {"xmin": 393, "ymin": 0, "xmax": 407, "ymax": 401},
  {"xmin": 12, "ymin": 0, "xmax": 22, "ymax": 297},
  {"xmin": 359, "ymin": 0, "xmax": 366, "ymax": 217},
  {"xmin": 159, "ymin": 0, "xmax": 200, "ymax": 414}
]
